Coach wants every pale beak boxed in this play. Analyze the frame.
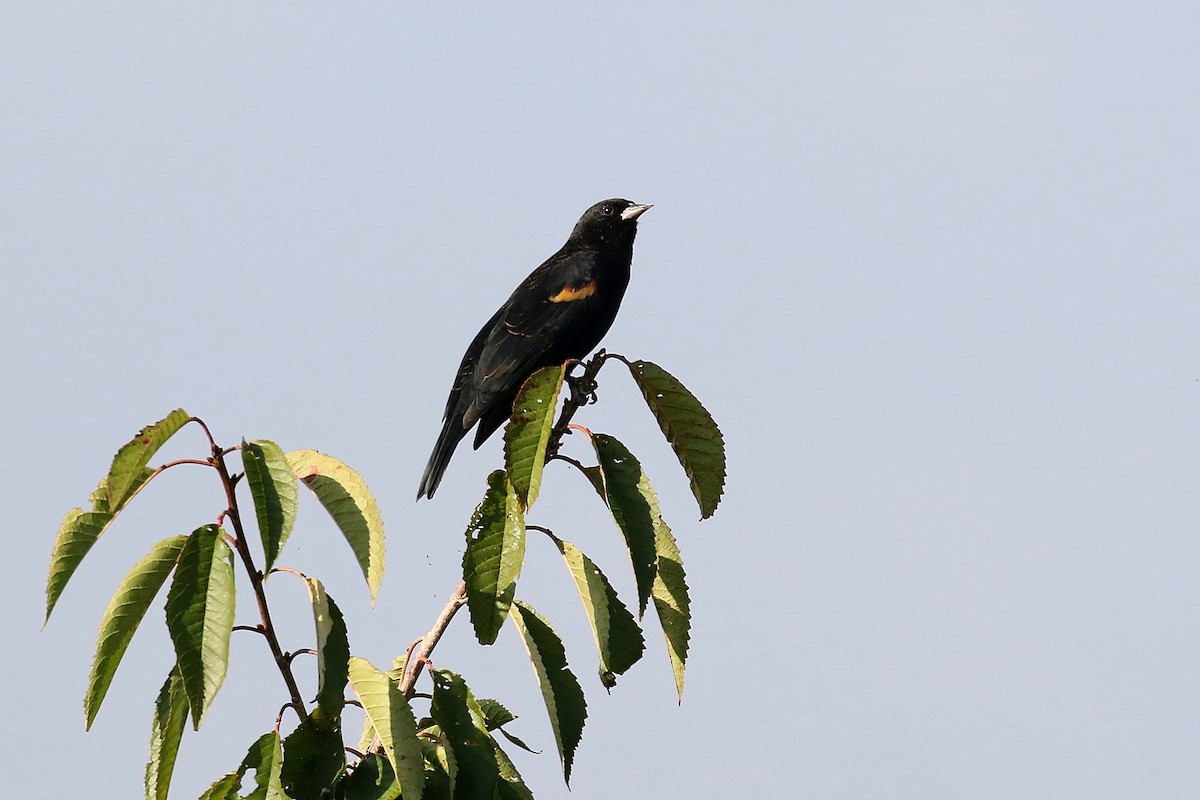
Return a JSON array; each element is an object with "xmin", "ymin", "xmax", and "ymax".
[{"xmin": 621, "ymin": 203, "xmax": 653, "ymax": 221}]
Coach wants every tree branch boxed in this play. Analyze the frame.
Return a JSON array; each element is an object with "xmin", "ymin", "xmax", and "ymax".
[
  {"xmin": 547, "ymin": 350, "xmax": 610, "ymax": 459},
  {"xmin": 398, "ymin": 580, "xmax": 468, "ymax": 697},
  {"xmin": 211, "ymin": 440, "xmax": 309, "ymax": 721}
]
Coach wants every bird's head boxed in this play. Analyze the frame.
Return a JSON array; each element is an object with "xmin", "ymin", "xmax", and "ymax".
[{"xmin": 570, "ymin": 198, "xmax": 653, "ymax": 247}]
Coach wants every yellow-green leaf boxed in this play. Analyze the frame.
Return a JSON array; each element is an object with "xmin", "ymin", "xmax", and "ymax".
[
  {"xmin": 348, "ymin": 657, "xmax": 424, "ymax": 800},
  {"xmin": 85, "ymin": 534, "xmax": 188, "ymax": 728},
  {"xmin": 503, "ymin": 365, "xmax": 566, "ymax": 509},
  {"xmin": 287, "ymin": 450, "xmax": 385, "ymax": 603},
  {"xmin": 45, "ymin": 410, "xmax": 180, "ymax": 623},
  {"xmin": 241, "ymin": 731, "xmax": 286, "ymax": 800},
  {"xmin": 651, "ymin": 522, "xmax": 691, "ymax": 702},
  {"xmin": 104, "ymin": 409, "xmax": 191, "ymax": 513},
  {"xmin": 144, "ymin": 666, "xmax": 188, "ymax": 800},
  {"xmin": 46, "ymin": 508, "xmax": 114, "ymax": 623},
  {"xmin": 556, "ymin": 538, "xmax": 645, "ymax": 688}
]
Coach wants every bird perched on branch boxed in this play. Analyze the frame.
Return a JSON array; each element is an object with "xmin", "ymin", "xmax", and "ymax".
[{"xmin": 417, "ymin": 198, "xmax": 652, "ymax": 499}]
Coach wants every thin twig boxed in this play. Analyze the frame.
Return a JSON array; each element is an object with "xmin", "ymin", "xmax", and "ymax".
[
  {"xmin": 526, "ymin": 524, "xmax": 561, "ymax": 545},
  {"xmin": 232, "ymin": 624, "xmax": 267, "ymax": 636},
  {"xmin": 189, "ymin": 416, "xmax": 219, "ymax": 452},
  {"xmin": 285, "ymin": 648, "xmax": 317, "ymax": 665}
]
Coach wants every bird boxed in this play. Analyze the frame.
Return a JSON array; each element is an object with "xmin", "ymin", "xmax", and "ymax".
[{"xmin": 417, "ymin": 198, "xmax": 652, "ymax": 499}]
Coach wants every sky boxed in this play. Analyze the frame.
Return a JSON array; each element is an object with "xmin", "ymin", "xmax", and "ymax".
[{"xmin": 4, "ymin": 3, "xmax": 1199, "ymax": 798}]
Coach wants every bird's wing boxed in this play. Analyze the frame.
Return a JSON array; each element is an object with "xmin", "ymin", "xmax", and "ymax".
[{"xmin": 461, "ymin": 248, "xmax": 600, "ymax": 425}]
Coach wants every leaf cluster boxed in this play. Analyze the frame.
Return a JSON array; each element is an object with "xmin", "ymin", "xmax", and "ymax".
[{"xmin": 44, "ymin": 353, "xmax": 725, "ymax": 799}]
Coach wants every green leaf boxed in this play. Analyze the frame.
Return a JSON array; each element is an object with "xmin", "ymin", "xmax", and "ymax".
[
  {"xmin": 199, "ymin": 730, "xmax": 291, "ymax": 800},
  {"xmin": 241, "ymin": 731, "xmax": 286, "ymax": 800},
  {"xmin": 340, "ymin": 752, "xmax": 401, "ymax": 800},
  {"xmin": 242, "ymin": 439, "xmax": 298, "ymax": 572},
  {"xmin": 198, "ymin": 772, "xmax": 241, "ymax": 800},
  {"xmin": 588, "ymin": 433, "xmax": 660, "ymax": 616},
  {"xmin": 462, "ymin": 470, "xmax": 526, "ymax": 645},
  {"xmin": 556, "ymin": 538, "xmax": 645, "ymax": 688},
  {"xmin": 475, "ymin": 698, "xmax": 516, "ymax": 730},
  {"xmin": 280, "ymin": 709, "xmax": 346, "ymax": 800},
  {"xmin": 164, "ymin": 525, "xmax": 235, "ymax": 728},
  {"xmin": 85, "ymin": 534, "xmax": 188, "ymax": 728},
  {"xmin": 508, "ymin": 601, "xmax": 587, "ymax": 784},
  {"xmin": 652, "ymin": 521, "xmax": 691, "ymax": 702},
  {"xmin": 347, "ymin": 657, "xmax": 425, "ymax": 800},
  {"xmin": 493, "ymin": 742, "xmax": 535, "ymax": 800},
  {"xmin": 45, "ymin": 509, "xmax": 113, "ymax": 624},
  {"xmin": 430, "ymin": 669, "xmax": 499, "ymax": 800},
  {"xmin": 144, "ymin": 666, "xmax": 189, "ymax": 800},
  {"xmin": 46, "ymin": 409, "xmax": 187, "ymax": 624},
  {"xmin": 416, "ymin": 728, "xmax": 457, "ymax": 800},
  {"xmin": 503, "ymin": 364, "xmax": 566, "ymax": 509},
  {"xmin": 104, "ymin": 408, "xmax": 191, "ymax": 513},
  {"xmin": 304, "ymin": 578, "xmax": 350, "ymax": 716},
  {"xmin": 497, "ymin": 727, "xmax": 538, "ymax": 756},
  {"xmin": 287, "ymin": 449, "xmax": 386, "ymax": 603},
  {"xmin": 623, "ymin": 359, "xmax": 726, "ymax": 518}
]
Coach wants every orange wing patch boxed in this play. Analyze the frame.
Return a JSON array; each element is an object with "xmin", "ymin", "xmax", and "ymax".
[{"xmin": 548, "ymin": 280, "xmax": 597, "ymax": 303}]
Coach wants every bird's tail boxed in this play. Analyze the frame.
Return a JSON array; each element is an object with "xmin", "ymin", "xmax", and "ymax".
[{"xmin": 417, "ymin": 415, "xmax": 469, "ymax": 500}]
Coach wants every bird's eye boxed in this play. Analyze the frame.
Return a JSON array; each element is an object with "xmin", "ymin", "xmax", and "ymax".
[{"xmin": 601, "ymin": 204, "xmax": 614, "ymax": 215}]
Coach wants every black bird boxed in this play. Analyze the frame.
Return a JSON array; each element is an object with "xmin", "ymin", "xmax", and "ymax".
[{"xmin": 417, "ymin": 198, "xmax": 652, "ymax": 499}]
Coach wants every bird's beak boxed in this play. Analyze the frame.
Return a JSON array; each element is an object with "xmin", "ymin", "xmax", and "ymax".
[{"xmin": 621, "ymin": 203, "xmax": 653, "ymax": 221}]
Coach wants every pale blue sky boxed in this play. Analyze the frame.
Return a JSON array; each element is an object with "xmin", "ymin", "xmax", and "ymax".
[{"xmin": 4, "ymin": 4, "xmax": 1199, "ymax": 798}]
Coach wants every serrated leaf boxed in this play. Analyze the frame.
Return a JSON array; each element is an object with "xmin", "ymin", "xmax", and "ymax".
[
  {"xmin": 242, "ymin": 439, "xmax": 298, "ymax": 572},
  {"xmin": 430, "ymin": 669, "xmax": 499, "ymax": 800},
  {"xmin": 493, "ymin": 740, "xmax": 534, "ymax": 800},
  {"xmin": 280, "ymin": 709, "xmax": 346, "ymax": 800},
  {"xmin": 348, "ymin": 657, "xmax": 424, "ymax": 800},
  {"xmin": 340, "ymin": 751, "xmax": 401, "ymax": 800},
  {"xmin": 85, "ymin": 534, "xmax": 188, "ymax": 728},
  {"xmin": 417, "ymin": 727, "xmax": 457, "ymax": 799},
  {"xmin": 652, "ymin": 521, "xmax": 691, "ymax": 702},
  {"xmin": 198, "ymin": 772, "xmax": 241, "ymax": 800},
  {"xmin": 145, "ymin": 667, "xmax": 188, "ymax": 800},
  {"xmin": 287, "ymin": 450, "xmax": 385, "ymax": 603},
  {"xmin": 624, "ymin": 359, "xmax": 726, "ymax": 518},
  {"xmin": 46, "ymin": 509, "xmax": 113, "ymax": 624},
  {"xmin": 475, "ymin": 698, "xmax": 517, "ymax": 730},
  {"xmin": 104, "ymin": 408, "xmax": 191, "ymax": 513},
  {"xmin": 304, "ymin": 578, "xmax": 350, "ymax": 715},
  {"xmin": 241, "ymin": 731, "xmax": 286, "ymax": 800},
  {"xmin": 497, "ymin": 727, "xmax": 538, "ymax": 756},
  {"xmin": 556, "ymin": 538, "xmax": 645, "ymax": 688},
  {"xmin": 588, "ymin": 434, "xmax": 660, "ymax": 616},
  {"xmin": 503, "ymin": 364, "xmax": 566, "ymax": 509},
  {"xmin": 462, "ymin": 470, "xmax": 526, "ymax": 645},
  {"xmin": 164, "ymin": 525, "xmax": 235, "ymax": 728},
  {"xmin": 49, "ymin": 408, "xmax": 191, "ymax": 624},
  {"xmin": 46, "ymin": 450, "xmax": 165, "ymax": 622},
  {"xmin": 508, "ymin": 601, "xmax": 587, "ymax": 784}
]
